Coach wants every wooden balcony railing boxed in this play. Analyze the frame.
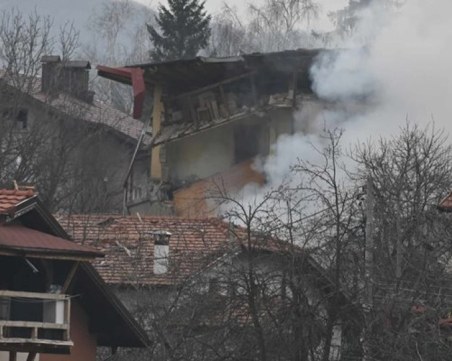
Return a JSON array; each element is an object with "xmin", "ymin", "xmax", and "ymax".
[{"xmin": 0, "ymin": 290, "xmax": 72, "ymax": 349}]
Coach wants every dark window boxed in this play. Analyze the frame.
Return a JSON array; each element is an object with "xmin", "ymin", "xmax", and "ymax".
[
  {"xmin": 17, "ymin": 109, "xmax": 28, "ymax": 129},
  {"xmin": 234, "ymin": 125, "xmax": 259, "ymax": 163},
  {"xmin": 1, "ymin": 108, "xmax": 28, "ymax": 129}
]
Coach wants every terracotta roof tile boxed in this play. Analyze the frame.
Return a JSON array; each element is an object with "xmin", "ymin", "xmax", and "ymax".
[
  {"xmin": 439, "ymin": 192, "xmax": 452, "ymax": 211},
  {"xmin": 0, "ymin": 189, "xmax": 36, "ymax": 214},
  {"xmin": 56, "ymin": 214, "xmax": 289, "ymax": 287}
]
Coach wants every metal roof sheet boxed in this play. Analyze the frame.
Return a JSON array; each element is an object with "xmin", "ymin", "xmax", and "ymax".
[
  {"xmin": 438, "ymin": 192, "xmax": 452, "ymax": 211},
  {"xmin": 63, "ymin": 60, "xmax": 91, "ymax": 69},
  {"xmin": 41, "ymin": 55, "xmax": 61, "ymax": 63},
  {"xmin": 0, "ymin": 224, "xmax": 103, "ymax": 259}
]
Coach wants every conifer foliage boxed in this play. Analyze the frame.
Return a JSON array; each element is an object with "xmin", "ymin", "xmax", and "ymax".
[{"xmin": 147, "ymin": 0, "xmax": 211, "ymax": 62}]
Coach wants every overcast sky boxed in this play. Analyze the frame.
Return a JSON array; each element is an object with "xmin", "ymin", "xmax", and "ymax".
[{"xmin": 135, "ymin": 0, "xmax": 349, "ymax": 32}]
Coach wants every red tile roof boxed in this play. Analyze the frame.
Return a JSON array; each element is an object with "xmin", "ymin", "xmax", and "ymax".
[
  {"xmin": 439, "ymin": 192, "xmax": 452, "ymax": 211},
  {"xmin": 0, "ymin": 189, "xmax": 36, "ymax": 214},
  {"xmin": 0, "ymin": 224, "xmax": 103, "ymax": 259},
  {"xmin": 56, "ymin": 214, "xmax": 290, "ymax": 286}
]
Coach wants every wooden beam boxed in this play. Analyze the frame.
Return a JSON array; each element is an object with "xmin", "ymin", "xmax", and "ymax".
[
  {"xmin": 251, "ymin": 77, "xmax": 258, "ymax": 107},
  {"xmin": 9, "ymin": 351, "xmax": 16, "ymax": 361},
  {"xmin": 151, "ymin": 84, "xmax": 163, "ymax": 181},
  {"xmin": 62, "ymin": 262, "xmax": 79, "ymax": 293},
  {"xmin": 31, "ymin": 327, "xmax": 38, "ymax": 340},
  {"xmin": 0, "ymin": 343, "xmax": 71, "ymax": 355},
  {"xmin": 26, "ymin": 353, "xmax": 37, "ymax": 361},
  {"xmin": 0, "ymin": 290, "xmax": 67, "ymax": 300},
  {"xmin": 64, "ymin": 299, "xmax": 71, "ymax": 341},
  {"xmin": 0, "ymin": 338, "xmax": 73, "ymax": 346},
  {"xmin": 291, "ymin": 70, "xmax": 298, "ymax": 108},
  {"xmin": 170, "ymin": 71, "xmax": 257, "ymax": 101},
  {"xmin": 188, "ymin": 96, "xmax": 198, "ymax": 129},
  {"xmin": 0, "ymin": 321, "xmax": 69, "ymax": 330},
  {"xmin": 219, "ymin": 85, "xmax": 229, "ymax": 117},
  {"xmin": 0, "ymin": 250, "xmax": 96, "ymax": 261}
]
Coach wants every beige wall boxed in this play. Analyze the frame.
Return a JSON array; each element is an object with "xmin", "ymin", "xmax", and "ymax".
[
  {"xmin": 166, "ymin": 125, "xmax": 235, "ymax": 183},
  {"xmin": 166, "ymin": 114, "xmax": 275, "ymax": 184},
  {"xmin": 166, "ymin": 110, "xmax": 299, "ymax": 217}
]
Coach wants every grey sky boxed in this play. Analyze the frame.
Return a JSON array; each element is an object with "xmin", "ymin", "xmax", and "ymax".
[{"xmin": 135, "ymin": 0, "xmax": 349, "ymax": 32}]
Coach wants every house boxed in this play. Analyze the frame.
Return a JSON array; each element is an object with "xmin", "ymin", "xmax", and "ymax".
[
  {"xmin": 97, "ymin": 49, "xmax": 340, "ymax": 217},
  {"xmin": 57, "ymin": 213, "xmax": 361, "ymax": 361},
  {"xmin": 0, "ymin": 188, "xmax": 148, "ymax": 361},
  {"xmin": 0, "ymin": 56, "xmax": 151, "ymax": 213}
]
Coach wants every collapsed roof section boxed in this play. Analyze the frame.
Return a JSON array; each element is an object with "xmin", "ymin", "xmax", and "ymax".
[
  {"xmin": 99, "ymin": 49, "xmax": 321, "ymax": 92},
  {"xmin": 97, "ymin": 49, "xmax": 323, "ymax": 129}
]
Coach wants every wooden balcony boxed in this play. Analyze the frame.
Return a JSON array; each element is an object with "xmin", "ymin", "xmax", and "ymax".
[{"xmin": 0, "ymin": 290, "xmax": 72, "ymax": 354}]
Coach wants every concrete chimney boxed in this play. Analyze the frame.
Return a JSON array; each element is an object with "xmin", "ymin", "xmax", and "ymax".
[
  {"xmin": 41, "ymin": 55, "xmax": 61, "ymax": 94},
  {"xmin": 41, "ymin": 56, "xmax": 94, "ymax": 103}
]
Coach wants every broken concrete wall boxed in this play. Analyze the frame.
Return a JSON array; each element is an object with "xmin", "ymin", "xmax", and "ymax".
[{"xmin": 165, "ymin": 113, "xmax": 279, "ymax": 187}]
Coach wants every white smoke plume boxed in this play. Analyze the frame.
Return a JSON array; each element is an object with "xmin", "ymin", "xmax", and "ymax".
[
  {"xmin": 225, "ymin": 0, "xmax": 452, "ymax": 221},
  {"xmin": 266, "ymin": 0, "xmax": 452, "ymax": 186},
  {"xmin": 314, "ymin": 0, "xmax": 452, "ymax": 142}
]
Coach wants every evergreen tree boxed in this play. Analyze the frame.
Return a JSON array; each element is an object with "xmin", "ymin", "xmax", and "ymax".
[{"xmin": 147, "ymin": 0, "xmax": 211, "ymax": 62}]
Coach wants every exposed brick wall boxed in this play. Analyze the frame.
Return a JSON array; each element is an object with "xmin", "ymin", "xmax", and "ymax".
[{"xmin": 173, "ymin": 159, "xmax": 265, "ymax": 217}]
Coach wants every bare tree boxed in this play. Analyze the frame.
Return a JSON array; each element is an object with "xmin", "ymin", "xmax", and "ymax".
[
  {"xmin": 85, "ymin": 0, "xmax": 155, "ymax": 114},
  {"xmin": 207, "ymin": 0, "xmax": 321, "ymax": 56},
  {"xmin": 207, "ymin": 6, "xmax": 251, "ymax": 57},
  {"xmin": 102, "ymin": 130, "xmax": 362, "ymax": 361},
  {"xmin": 329, "ymin": 0, "xmax": 403, "ymax": 38},
  {"xmin": 351, "ymin": 123, "xmax": 452, "ymax": 360},
  {"xmin": 148, "ymin": 124, "xmax": 452, "ymax": 361},
  {"xmin": 0, "ymin": 9, "xmax": 131, "ymax": 213},
  {"xmin": 0, "ymin": 8, "xmax": 52, "ymax": 92}
]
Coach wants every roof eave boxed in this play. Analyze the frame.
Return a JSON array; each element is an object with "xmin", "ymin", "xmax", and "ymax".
[
  {"xmin": 0, "ymin": 246, "xmax": 103, "ymax": 261},
  {"xmin": 80, "ymin": 263, "xmax": 150, "ymax": 348}
]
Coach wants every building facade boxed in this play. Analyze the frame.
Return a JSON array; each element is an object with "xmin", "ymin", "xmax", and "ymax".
[
  {"xmin": 57, "ymin": 213, "xmax": 360, "ymax": 361},
  {"xmin": 0, "ymin": 189, "xmax": 148, "ymax": 361},
  {"xmin": 98, "ymin": 50, "xmax": 342, "ymax": 216}
]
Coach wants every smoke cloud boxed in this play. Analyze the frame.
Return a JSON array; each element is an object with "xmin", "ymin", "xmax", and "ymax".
[
  {"xmin": 226, "ymin": 0, "xmax": 452, "ymax": 219},
  {"xmin": 266, "ymin": 0, "xmax": 452, "ymax": 185}
]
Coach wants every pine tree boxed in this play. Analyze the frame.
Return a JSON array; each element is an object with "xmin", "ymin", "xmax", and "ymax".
[{"xmin": 147, "ymin": 0, "xmax": 211, "ymax": 62}]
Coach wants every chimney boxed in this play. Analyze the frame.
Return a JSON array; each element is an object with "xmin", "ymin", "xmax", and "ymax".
[
  {"xmin": 152, "ymin": 231, "xmax": 171, "ymax": 274},
  {"xmin": 61, "ymin": 60, "xmax": 94, "ymax": 103},
  {"xmin": 41, "ymin": 56, "xmax": 94, "ymax": 103},
  {"xmin": 41, "ymin": 55, "xmax": 61, "ymax": 94}
]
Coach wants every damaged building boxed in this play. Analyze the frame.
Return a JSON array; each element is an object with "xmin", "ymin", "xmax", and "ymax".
[
  {"xmin": 98, "ymin": 49, "xmax": 331, "ymax": 216},
  {"xmin": 0, "ymin": 56, "xmax": 147, "ymax": 213}
]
